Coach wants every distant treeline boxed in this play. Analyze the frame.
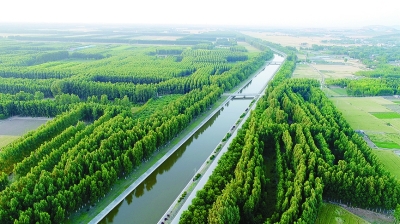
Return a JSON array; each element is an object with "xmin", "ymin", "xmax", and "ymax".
[
  {"xmin": 8, "ymin": 35, "xmax": 211, "ymax": 46},
  {"xmin": 327, "ymin": 78, "xmax": 399, "ymax": 96},
  {"xmin": 307, "ymin": 44, "xmax": 400, "ymax": 68}
]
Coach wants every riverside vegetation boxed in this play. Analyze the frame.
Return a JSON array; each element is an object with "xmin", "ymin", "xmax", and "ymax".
[{"xmin": 0, "ymin": 29, "xmax": 277, "ymax": 223}]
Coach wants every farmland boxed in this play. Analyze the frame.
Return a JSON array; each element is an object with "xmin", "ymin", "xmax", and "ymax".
[
  {"xmin": 370, "ymin": 112, "xmax": 400, "ymax": 119},
  {"xmin": 331, "ymin": 97, "xmax": 400, "ymax": 141},
  {"xmin": 313, "ymin": 63, "xmax": 360, "ymax": 79},
  {"xmin": 292, "ymin": 63, "xmax": 321, "ymax": 79},
  {"xmin": 293, "ymin": 60, "xmax": 362, "ymax": 80},
  {"xmin": 330, "ymin": 95, "xmax": 400, "ymax": 187},
  {"xmin": 323, "ymin": 87, "xmax": 348, "ymax": 97},
  {"xmin": 373, "ymin": 150, "xmax": 400, "ymax": 179}
]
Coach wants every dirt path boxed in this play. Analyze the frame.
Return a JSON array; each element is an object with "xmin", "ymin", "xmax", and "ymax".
[
  {"xmin": 342, "ymin": 205, "xmax": 394, "ymax": 224},
  {"xmin": 309, "ymin": 63, "xmax": 325, "ymax": 87},
  {"xmin": 360, "ymin": 132, "xmax": 378, "ymax": 149}
]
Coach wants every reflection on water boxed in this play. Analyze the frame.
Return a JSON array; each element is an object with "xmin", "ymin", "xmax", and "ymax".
[
  {"xmin": 238, "ymin": 80, "xmax": 253, "ymax": 94},
  {"xmin": 125, "ymin": 193, "xmax": 133, "ymax": 205},
  {"xmin": 134, "ymin": 184, "xmax": 144, "ymax": 198}
]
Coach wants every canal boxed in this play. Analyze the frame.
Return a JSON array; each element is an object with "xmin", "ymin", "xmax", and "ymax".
[{"xmin": 99, "ymin": 54, "xmax": 284, "ymax": 224}]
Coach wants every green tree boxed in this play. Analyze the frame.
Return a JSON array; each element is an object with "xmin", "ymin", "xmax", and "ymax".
[
  {"xmin": 34, "ymin": 91, "xmax": 45, "ymax": 100},
  {"xmin": 50, "ymin": 80, "xmax": 66, "ymax": 97},
  {"xmin": 395, "ymin": 204, "xmax": 400, "ymax": 224},
  {"xmin": 0, "ymin": 172, "xmax": 9, "ymax": 191}
]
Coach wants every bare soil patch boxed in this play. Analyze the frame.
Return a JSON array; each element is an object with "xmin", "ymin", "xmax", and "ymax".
[{"xmin": 0, "ymin": 116, "xmax": 51, "ymax": 136}]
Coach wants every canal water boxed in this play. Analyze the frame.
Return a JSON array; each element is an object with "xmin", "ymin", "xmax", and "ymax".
[{"xmin": 99, "ymin": 54, "xmax": 284, "ymax": 224}]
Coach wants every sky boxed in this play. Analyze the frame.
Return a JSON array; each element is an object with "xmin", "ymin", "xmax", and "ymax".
[{"xmin": 0, "ymin": 0, "xmax": 399, "ymax": 28}]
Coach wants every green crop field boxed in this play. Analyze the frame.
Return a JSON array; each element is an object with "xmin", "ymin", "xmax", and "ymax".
[
  {"xmin": 373, "ymin": 150, "xmax": 400, "ymax": 179},
  {"xmin": 332, "ymin": 96, "xmax": 400, "ymax": 180},
  {"xmin": 370, "ymin": 112, "xmax": 400, "ymax": 119},
  {"xmin": 329, "ymin": 87, "xmax": 348, "ymax": 96},
  {"xmin": 333, "ymin": 97, "xmax": 394, "ymax": 112},
  {"xmin": 368, "ymin": 132, "xmax": 400, "ymax": 149},
  {"xmin": 371, "ymin": 139, "xmax": 400, "ymax": 149},
  {"xmin": 323, "ymin": 87, "xmax": 348, "ymax": 97},
  {"xmin": 332, "ymin": 99, "xmax": 395, "ymax": 133},
  {"xmin": 381, "ymin": 119, "xmax": 400, "ymax": 130},
  {"xmin": 292, "ymin": 63, "xmax": 321, "ymax": 79},
  {"xmin": 315, "ymin": 203, "xmax": 368, "ymax": 224}
]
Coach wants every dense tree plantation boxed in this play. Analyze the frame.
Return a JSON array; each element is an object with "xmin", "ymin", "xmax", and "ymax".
[
  {"xmin": 0, "ymin": 34, "xmax": 272, "ymax": 102},
  {"xmin": 0, "ymin": 30, "xmax": 277, "ymax": 223},
  {"xmin": 180, "ymin": 56, "xmax": 400, "ymax": 223},
  {"xmin": 326, "ymin": 78, "xmax": 400, "ymax": 96}
]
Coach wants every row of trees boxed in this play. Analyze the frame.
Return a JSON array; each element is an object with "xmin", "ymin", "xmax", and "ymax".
[
  {"xmin": 0, "ymin": 33, "xmax": 277, "ymax": 223},
  {"xmin": 0, "ymin": 85, "xmax": 224, "ymax": 223},
  {"xmin": 0, "ymin": 92, "xmax": 77, "ymax": 118},
  {"xmin": 22, "ymin": 51, "xmax": 105, "ymax": 66},
  {"xmin": 355, "ymin": 64, "xmax": 400, "ymax": 78},
  {"xmin": 180, "ymin": 57, "xmax": 400, "ymax": 223},
  {"xmin": 327, "ymin": 78, "xmax": 399, "ymax": 96},
  {"xmin": 0, "ymin": 68, "xmax": 72, "ymax": 79},
  {"xmin": 1, "ymin": 44, "xmax": 269, "ymax": 103},
  {"xmin": 0, "ymin": 91, "xmax": 126, "ymax": 120}
]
